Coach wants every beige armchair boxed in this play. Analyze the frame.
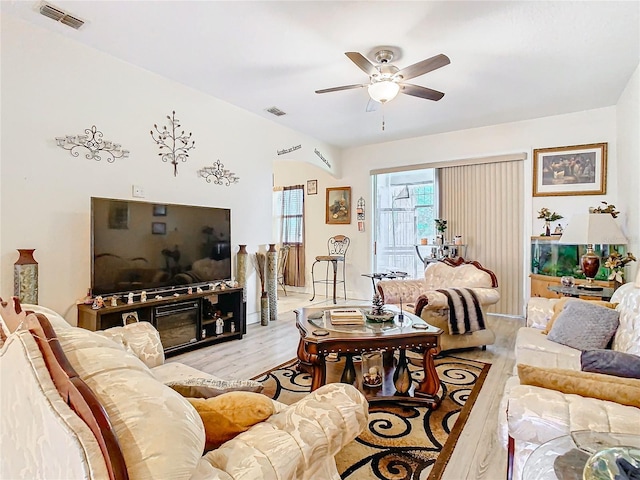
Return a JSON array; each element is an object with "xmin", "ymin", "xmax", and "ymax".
[{"xmin": 377, "ymin": 258, "xmax": 500, "ymax": 352}]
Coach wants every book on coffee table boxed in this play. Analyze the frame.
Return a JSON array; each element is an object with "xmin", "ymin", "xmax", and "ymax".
[{"xmin": 328, "ymin": 309, "xmax": 365, "ymax": 325}]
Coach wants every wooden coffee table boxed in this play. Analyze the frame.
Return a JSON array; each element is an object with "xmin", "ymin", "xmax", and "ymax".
[{"xmin": 295, "ymin": 305, "xmax": 443, "ymax": 408}]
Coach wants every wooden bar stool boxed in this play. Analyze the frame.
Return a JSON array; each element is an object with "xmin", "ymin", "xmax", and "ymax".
[{"xmin": 310, "ymin": 235, "xmax": 350, "ymax": 304}]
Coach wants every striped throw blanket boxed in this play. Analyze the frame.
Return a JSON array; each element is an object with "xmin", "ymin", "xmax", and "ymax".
[{"xmin": 436, "ymin": 288, "xmax": 486, "ymax": 335}]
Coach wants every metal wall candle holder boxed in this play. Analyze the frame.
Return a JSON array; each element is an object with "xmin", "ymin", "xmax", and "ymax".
[
  {"xmin": 150, "ymin": 110, "xmax": 195, "ymax": 176},
  {"xmin": 198, "ymin": 160, "xmax": 239, "ymax": 186},
  {"xmin": 55, "ymin": 125, "xmax": 129, "ymax": 162}
]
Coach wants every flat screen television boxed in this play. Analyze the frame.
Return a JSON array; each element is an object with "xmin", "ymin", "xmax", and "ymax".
[{"xmin": 91, "ymin": 197, "xmax": 231, "ymax": 296}]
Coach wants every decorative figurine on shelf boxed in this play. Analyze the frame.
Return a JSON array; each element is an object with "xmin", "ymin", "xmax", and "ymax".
[
  {"xmin": 110, "ymin": 296, "xmax": 118, "ymax": 307},
  {"xmin": 91, "ymin": 296, "xmax": 104, "ymax": 310},
  {"xmin": 187, "ymin": 286, "xmax": 193, "ymax": 295},
  {"xmin": 141, "ymin": 291, "xmax": 147, "ymax": 302},
  {"xmin": 230, "ymin": 323, "xmax": 235, "ymax": 333},
  {"xmin": 196, "ymin": 287, "xmax": 203, "ymax": 293},
  {"xmin": 362, "ymin": 365, "xmax": 382, "ymax": 387},
  {"xmin": 155, "ymin": 295, "xmax": 163, "ymax": 300},
  {"xmin": 537, "ymin": 208, "xmax": 563, "ymax": 236},
  {"xmin": 127, "ymin": 292, "xmax": 134, "ymax": 305},
  {"xmin": 553, "ymin": 224, "xmax": 563, "ymax": 235},
  {"xmin": 208, "ymin": 283, "xmax": 215, "ymax": 291},
  {"xmin": 215, "ymin": 315, "xmax": 224, "ymax": 335}
]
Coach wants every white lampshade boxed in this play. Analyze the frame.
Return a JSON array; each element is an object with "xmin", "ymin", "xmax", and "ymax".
[
  {"xmin": 558, "ymin": 214, "xmax": 628, "ymax": 245},
  {"xmin": 368, "ymin": 80, "xmax": 400, "ymax": 103}
]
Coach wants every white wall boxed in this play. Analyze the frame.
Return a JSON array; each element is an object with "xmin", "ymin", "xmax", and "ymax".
[
  {"xmin": 276, "ymin": 103, "xmax": 640, "ymax": 308},
  {"xmin": 616, "ymin": 64, "xmax": 640, "ymax": 281},
  {"xmin": 0, "ymin": 14, "xmax": 339, "ymax": 325}
]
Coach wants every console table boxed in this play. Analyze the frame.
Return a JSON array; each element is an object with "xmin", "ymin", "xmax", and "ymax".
[{"xmin": 77, "ymin": 285, "xmax": 246, "ymax": 356}]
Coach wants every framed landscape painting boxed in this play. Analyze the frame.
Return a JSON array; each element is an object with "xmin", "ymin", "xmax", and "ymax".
[
  {"xmin": 326, "ymin": 186, "xmax": 351, "ymax": 224},
  {"xmin": 533, "ymin": 142, "xmax": 607, "ymax": 197}
]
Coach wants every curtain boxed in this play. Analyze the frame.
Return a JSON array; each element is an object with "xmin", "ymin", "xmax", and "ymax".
[
  {"xmin": 439, "ymin": 160, "xmax": 524, "ymax": 315},
  {"xmin": 274, "ymin": 185, "xmax": 305, "ymax": 287}
]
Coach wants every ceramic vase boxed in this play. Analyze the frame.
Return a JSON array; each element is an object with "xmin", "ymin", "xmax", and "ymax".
[
  {"xmin": 14, "ymin": 249, "xmax": 38, "ymax": 304},
  {"xmin": 266, "ymin": 244, "xmax": 278, "ymax": 322},
  {"xmin": 260, "ymin": 293, "xmax": 269, "ymax": 326},
  {"xmin": 393, "ymin": 349, "xmax": 412, "ymax": 395},
  {"xmin": 236, "ymin": 245, "xmax": 248, "ymax": 301}
]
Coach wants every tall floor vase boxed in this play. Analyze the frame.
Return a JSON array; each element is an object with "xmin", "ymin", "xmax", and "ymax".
[
  {"xmin": 260, "ymin": 293, "xmax": 269, "ymax": 326},
  {"xmin": 266, "ymin": 244, "xmax": 278, "ymax": 322},
  {"xmin": 14, "ymin": 249, "xmax": 38, "ymax": 304},
  {"xmin": 236, "ymin": 245, "xmax": 248, "ymax": 302}
]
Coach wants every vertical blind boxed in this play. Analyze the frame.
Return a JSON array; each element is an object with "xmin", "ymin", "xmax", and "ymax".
[{"xmin": 439, "ymin": 160, "xmax": 524, "ymax": 315}]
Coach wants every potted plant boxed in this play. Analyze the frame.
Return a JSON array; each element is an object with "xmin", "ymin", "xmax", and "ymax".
[
  {"xmin": 537, "ymin": 208, "xmax": 563, "ymax": 236},
  {"xmin": 435, "ymin": 219, "xmax": 447, "ymax": 245},
  {"xmin": 604, "ymin": 251, "xmax": 636, "ymax": 286}
]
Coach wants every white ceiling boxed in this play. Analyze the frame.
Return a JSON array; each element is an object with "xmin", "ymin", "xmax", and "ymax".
[{"xmin": 3, "ymin": 1, "xmax": 639, "ymax": 149}]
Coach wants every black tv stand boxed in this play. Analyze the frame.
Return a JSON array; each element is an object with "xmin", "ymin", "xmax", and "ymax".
[{"xmin": 77, "ymin": 286, "xmax": 246, "ymax": 356}]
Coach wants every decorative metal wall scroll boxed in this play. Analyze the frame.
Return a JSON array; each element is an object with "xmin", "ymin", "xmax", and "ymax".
[
  {"xmin": 198, "ymin": 160, "xmax": 239, "ymax": 186},
  {"xmin": 357, "ymin": 197, "xmax": 365, "ymax": 232},
  {"xmin": 150, "ymin": 110, "xmax": 195, "ymax": 176},
  {"xmin": 55, "ymin": 125, "xmax": 129, "ymax": 162}
]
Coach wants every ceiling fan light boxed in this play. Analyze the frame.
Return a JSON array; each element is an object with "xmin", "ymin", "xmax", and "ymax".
[{"xmin": 368, "ymin": 80, "xmax": 400, "ymax": 103}]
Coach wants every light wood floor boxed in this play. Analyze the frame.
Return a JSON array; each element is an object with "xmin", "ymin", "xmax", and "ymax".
[{"xmin": 169, "ymin": 291, "xmax": 523, "ymax": 480}]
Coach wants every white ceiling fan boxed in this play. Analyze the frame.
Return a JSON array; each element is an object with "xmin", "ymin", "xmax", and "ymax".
[{"xmin": 315, "ymin": 49, "xmax": 451, "ymax": 106}]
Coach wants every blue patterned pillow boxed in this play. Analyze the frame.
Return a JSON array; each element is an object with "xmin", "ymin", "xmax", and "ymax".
[
  {"xmin": 581, "ymin": 350, "xmax": 640, "ymax": 379},
  {"xmin": 547, "ymin": 300, "xmax": 619, "ymax": 350}
]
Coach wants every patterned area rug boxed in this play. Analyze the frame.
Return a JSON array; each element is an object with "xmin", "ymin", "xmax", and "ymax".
[{"xmin": 253, "ymin": 353, "xmax": 490, "ymax": 480}]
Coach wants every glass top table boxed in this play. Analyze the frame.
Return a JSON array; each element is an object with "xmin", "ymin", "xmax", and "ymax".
[{"xmin": 522, "ymin": 431, "xmax": 640, "ymax": 480}]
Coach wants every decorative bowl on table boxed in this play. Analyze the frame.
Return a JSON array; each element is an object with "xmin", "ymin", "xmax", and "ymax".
[{"xmin": 363, "ymin": 310, "xmax": 395, "ymax": 323}]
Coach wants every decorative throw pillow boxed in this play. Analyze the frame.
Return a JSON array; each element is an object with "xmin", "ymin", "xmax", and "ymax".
[
  {"xmin": 544, "ymin": 298, "xmax": 617, "ymax": 334},
  {"xmin": 166, "ymin": 377, "xmax": 264, "ymax": 398},
  {"xmin": 517, "ymin": 364, "xmax": 640, "ymax": 408},
  {"xmin": 547, "ymin": 300, "xmax": 619, "ymax": 350},
  {"xmin": 187, "ymin": 391, "xmax": 276, "ymax": 451},
  {"xmin": 581, "ymin": 350, "xmax": 640, "ymax": 379}
]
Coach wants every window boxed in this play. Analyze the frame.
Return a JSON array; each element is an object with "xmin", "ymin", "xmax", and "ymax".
[
  {"xmin": 273, "ymin": 185, "xmax": 304, "ymax": 244},
  {"xmin": 373, "ymin": 170, "xmax": 436, "ymax": 278}
]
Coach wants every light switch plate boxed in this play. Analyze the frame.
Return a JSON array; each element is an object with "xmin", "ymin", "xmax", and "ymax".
[{"xmin": 132, "ymin": 185, "xmax": 144, "ymax": 198}]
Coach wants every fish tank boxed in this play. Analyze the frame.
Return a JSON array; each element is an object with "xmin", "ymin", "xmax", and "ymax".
[{"xmin": 530, "ymin": 236, "xmax": 625, "ymax": 280}]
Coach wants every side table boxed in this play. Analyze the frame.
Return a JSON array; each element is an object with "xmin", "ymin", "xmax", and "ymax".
[
  {"xmin": 522, "ymin": 430, "xmax": 640, "ymax": 480},
  {"xmin": 361, "ymin": 272, "xmax": 408, "ymax": 295},
  {"xmin": 548, "ymin": 285, "xmax": 615, "ymax": 301}
]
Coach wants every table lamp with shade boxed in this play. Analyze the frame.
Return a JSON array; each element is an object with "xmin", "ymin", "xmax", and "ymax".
[{"xmin": 558, "ymin": 213, "xmax": 628, "ymax": 290}]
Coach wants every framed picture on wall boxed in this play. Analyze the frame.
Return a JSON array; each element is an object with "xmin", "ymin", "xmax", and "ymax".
[
  {"xmin": 533, "ymin": 142, "xmax": 607, "ymax": 196},
  {"xmin": 326, "ymin": 186, "xmax": 351, "ymax": 224},
  {"xmin": 153, "ymin": 204, "xmax": 167, "ymax": 216},
  {"xmin": 307, "ymin": 179, "xmax": 318, "ymax": 195},
  {"xmin": 151, "ymin": 222, "xmax": 166, "ymax": 235}
]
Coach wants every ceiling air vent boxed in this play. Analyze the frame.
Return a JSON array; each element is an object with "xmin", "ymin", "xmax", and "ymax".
[
  {"xmin": 265, "ymin": 106, "xmax": 287, "ymax": 117},
  {"xmin": 39, "ymin": 2, "xmax": 85, "ymax": 29}
]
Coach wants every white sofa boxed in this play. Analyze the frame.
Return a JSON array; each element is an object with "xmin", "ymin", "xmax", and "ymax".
[
  {"xmin": 500, "ymin": 283, "xmax": 640, "ymax": 480},
  {"xmin": 377, "ymin": 259, "xmax": 500, "ymax": 351},
  {"xmin": 0, "ymin": 299, "xmax": 369, "ymax": 480}
]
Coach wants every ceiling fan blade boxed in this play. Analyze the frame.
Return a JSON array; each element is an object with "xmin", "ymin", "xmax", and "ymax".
[
  {"xmin": 345, "ymin": 52, "xmax": 377, "ymax": 76},
  {"xmin": 400, "ymin": 83, "xmax": 445, "ymax": 101},
  {"xmin": 315, "ymin": 84, "xmax": 368, "ymax": 94},
  {"xmin": 395, "ymin": 54, "xmax": 450, "ymax": 81},
  {"xmin": 365, "ymin": 98, "xmax": 379, "ymax": 113}
]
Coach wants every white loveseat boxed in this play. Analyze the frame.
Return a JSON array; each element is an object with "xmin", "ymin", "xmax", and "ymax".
[
  {"xmin": 0, "ymin": 299, "xmax": 369, "ymax": 480},
  {"xmin": 377, "ymin": 259, "xmax": 500, "ymax": 351},
  {"xmin": 500, "ymin": 283, "xmax": 640, "ymax": 480}
]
